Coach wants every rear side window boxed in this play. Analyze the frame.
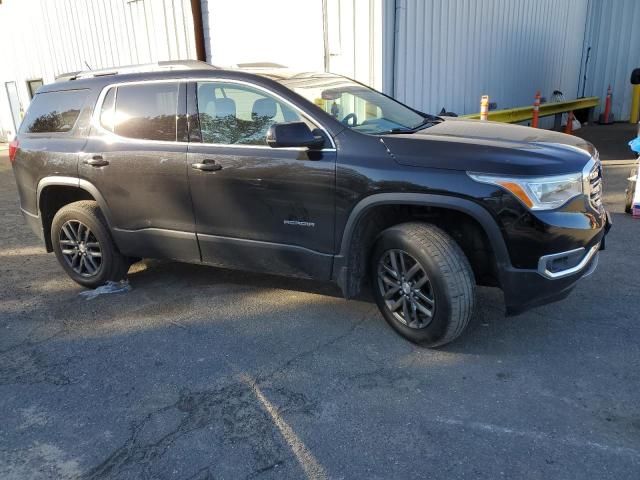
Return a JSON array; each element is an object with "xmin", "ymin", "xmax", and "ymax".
[
  {"xmin": 20, "ymin": 89, "xmax": 88, "ymax": 133},
  {"xmin": 108, "ymin": 83, "xmax": 178, "ymax": 141}
]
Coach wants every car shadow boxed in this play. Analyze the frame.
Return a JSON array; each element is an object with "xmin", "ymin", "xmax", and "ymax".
[{"xmin": 127, "ymin": 258, "xmax": 346, "ymax": 300}]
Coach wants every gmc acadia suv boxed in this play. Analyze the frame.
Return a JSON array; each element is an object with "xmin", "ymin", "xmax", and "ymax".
[{"xmin": 10, "ymin": 61, "xmax": 610, "ymax": 347}]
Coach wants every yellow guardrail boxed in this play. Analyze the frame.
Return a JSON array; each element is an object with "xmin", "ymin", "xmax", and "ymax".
[{"xmin": 461, "ymin": 96, "xmax": 600, "ymax": 123}]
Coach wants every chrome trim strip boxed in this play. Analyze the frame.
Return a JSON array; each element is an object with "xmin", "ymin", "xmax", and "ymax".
[
  {"xmin": 89, "ymin": 77, "xmax": 337, "ymax": 151},
  {"xmin": 537, "ymin": 243, "xmax": 600, "ymax": 279},
  {"xmin": 20, "ymin": 207, "xmax": 40, "ymax": 219},
  {"xmin": 112, "ymin": 227, "xmax": 196, "ymax": 239},
  {"xmin": 581, "ymin": 252, "xmax": 599, "ymax": 278}
]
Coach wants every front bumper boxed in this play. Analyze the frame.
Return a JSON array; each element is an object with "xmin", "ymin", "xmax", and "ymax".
[{"xmin": 502, "ymin": 210, "xmax": 611, "ymax": 315}]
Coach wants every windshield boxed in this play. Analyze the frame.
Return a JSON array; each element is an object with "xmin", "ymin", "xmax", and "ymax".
[{"xmin": 278, "ymin": 74, "xmax": 427, "ymax": 134}]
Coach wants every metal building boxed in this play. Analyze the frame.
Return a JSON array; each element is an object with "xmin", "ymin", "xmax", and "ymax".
[
  {"xmin": 1, "ymin": 0, "xmax": 638, "ymax": 141},
  {"xmin": 0, "ymin": 0, "xmax": 198, "ymax": 140}
]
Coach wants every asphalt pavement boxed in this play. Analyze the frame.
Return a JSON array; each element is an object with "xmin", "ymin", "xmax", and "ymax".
[{"xmin": 0, "ymin": 136, "xmax": 638, "ymax": 479}]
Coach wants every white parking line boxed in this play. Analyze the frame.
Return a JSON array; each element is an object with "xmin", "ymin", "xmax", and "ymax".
[{"xmin": 243, "ymin": 375, "xmax": 328, "ymax": 480}]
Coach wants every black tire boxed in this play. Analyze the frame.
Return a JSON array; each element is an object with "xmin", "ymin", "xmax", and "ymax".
[
  {"xmin": 370, "ymin": 222, "xmax": 475, "ymax": 347},
  {"xmin": 51, "ymin": 200, "xmax": 130, "ymax": 288}
]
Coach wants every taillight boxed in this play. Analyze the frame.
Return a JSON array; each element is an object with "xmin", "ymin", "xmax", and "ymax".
[{"xmin": 8, "ymin": 138, "xmax": 19, "ymax": 163}]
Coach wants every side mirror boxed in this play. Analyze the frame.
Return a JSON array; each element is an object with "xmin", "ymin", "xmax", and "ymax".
[{"xmin": 267, "ymin": 122, "xmax": 325, "ymax": 149}]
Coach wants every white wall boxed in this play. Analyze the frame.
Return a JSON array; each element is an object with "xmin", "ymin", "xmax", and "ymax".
[
  {"xmin": 201, "ymin": 0, "xmax": 383, "ymax": 89},
  {"xmin": 0, "ymin": 0, "xmax": 197, "ymax": 141},
  {"xmin": 326, "ymin": 0, "xmax": 384, "ymax": 90},
  {"xmin": 202, "ymin": 0, "xmax": 325, "ymax": 71}
]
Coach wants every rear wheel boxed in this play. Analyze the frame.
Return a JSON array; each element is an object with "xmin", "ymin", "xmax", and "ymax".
[
  {"xmin": 51, "ymin": 201, "xmax": 129, "ymax": 288},
  {"xmin": 370, "ymin": 222, "xmax": 475, "ymax": 347}
]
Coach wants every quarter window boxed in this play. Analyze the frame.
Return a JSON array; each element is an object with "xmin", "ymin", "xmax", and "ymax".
[
  {"xmin": 195, "ymin": 82, "xmax": 306, "ymax": 145},
  {"xmin": 20, "ymin": 89, "xmax": 88, "ymax": 134},
  {"xmin": 110, "ymin": 83, "xmax": 179, "ymax": 141},
  {"xmin": 26, "ymin": 79, "xmax": 44, "ymax": 99}
]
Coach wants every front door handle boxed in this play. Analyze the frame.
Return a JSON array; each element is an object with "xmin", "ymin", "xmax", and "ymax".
[
  {"xmin": 83, "ymin": 156, "xmax": 109, "ymax": 167},
  {"xmin": 192, "ymin": 160, "xmax": 222, "ymax": 172}
]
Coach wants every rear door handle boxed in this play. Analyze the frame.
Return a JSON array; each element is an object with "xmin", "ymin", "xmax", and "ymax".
[
  {"xmin": 192, "ymin": 160, "xmax": 222, "ymax": 172},
  {"xmin": 83, "ymin": 156, "xmax": 109, "ymax": 167}
]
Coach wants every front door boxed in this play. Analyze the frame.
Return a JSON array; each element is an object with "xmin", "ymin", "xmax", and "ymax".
[
  {"xmin": 80, "ymin": 81, "xmax": 200, "ymax": 262},
  {"xmin": 187, "ymin": 80, "xmax": 336, "ymax": 279}
]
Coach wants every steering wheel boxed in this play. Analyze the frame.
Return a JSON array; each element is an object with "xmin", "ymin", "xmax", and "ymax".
[{"xmin": 341, "ymin": 113, "xmax": 358, "ymax": 127}]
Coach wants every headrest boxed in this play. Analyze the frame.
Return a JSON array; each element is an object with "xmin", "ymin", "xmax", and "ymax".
[
  {"xmin": 214, "ymin": 98, "xmax": 236, "ymax": 118},
  {"xmin": 252, "ymin": 97, "xmax": 277, "ymax": 119},
  {"xmin": 281, "ymin": 104, "xmax": 299, "ymax": 122}
]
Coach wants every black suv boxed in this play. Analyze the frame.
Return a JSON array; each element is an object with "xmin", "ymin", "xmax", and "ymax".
[{"xmin": 10, "ymin": 61, "xmax": 610, "ymax": 347}]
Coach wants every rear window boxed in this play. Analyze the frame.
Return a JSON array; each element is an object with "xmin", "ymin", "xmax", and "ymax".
[
  {"xmin": 108, "ymin": 83, "xmax": 179, "ymax": 141},
  {"xmin": 20, "ymin": 89, "xmax": 88, "ymax": 134}
]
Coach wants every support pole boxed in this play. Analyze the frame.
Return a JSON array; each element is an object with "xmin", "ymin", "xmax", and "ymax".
[
  {"xmin": 190, "ymin": 0, "xmax": 207, "ymax": 62},
  {"xmin": 532, "ymin": 91, "xmax": 541, "ymax": 128},
  {"xmin": 480, "ymin": 95, "xmax": 489, "ymax": 121}
]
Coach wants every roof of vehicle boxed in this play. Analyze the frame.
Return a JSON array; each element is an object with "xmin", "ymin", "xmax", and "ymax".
[{"xmin": 44, "ymin": 60, "xmax": 342, "ymax": 93}]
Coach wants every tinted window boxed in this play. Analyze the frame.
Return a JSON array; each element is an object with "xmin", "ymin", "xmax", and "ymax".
[
  {"xmin": 196, "ymin": 82, "xmax": 304, "ymax": 145},
  {"xmin": 20, "ymin": 89, "xmax": 88, "ymax": 134},
  {"xmin": 114, "ymin": 83, "xmax": 178, "ymax": 141}
]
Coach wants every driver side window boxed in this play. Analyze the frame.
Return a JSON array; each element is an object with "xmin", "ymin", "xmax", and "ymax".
[{"xmin": 196, "ymin": 82, "xmax": 308, "ymax": 145}]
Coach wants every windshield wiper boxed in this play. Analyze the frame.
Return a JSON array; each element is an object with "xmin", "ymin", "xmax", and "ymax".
[
  {"xmin": 377, "ymin": 117, "xmax": 443, "ymax": 136},
  {"xmin": 410, "ymin": 117, "xmax": 442, "ymax": 131},
  {"xmin": 377, "ymin": 127, "xmax": 412, "ymax": 135}
]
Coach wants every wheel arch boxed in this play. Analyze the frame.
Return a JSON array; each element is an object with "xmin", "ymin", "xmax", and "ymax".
[
  {"xmin": 37, "ymin": 176, "xmax": 114, "ymax": 252},
  {"xmin": 332, "ymin": 193, "xmax": 512, "ymax": 298}
]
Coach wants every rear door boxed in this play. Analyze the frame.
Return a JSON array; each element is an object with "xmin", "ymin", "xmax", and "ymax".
[
  {"xmin": 80, "ymin": 80, "xmax": 199, "ymax": 262},
  {"xmin": 187, "ymin": 80, "xmax": 337, "ymax": 279}
]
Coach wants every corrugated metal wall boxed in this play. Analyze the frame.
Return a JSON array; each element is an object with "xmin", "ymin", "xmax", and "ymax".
[
  {"xmin": 1, "ymin": 0, "xmax": 196, "ymax": 80},
  {"xmin": 391, "ymin": 0, "xmax": 589, "ymax": 116},
  {"xmin": 0, "ymin": 0, "xmax": 196, "ymax": 139},
  {"xmin": 581, "ymin": 0, "xmax": 640, "ymax": 120}
]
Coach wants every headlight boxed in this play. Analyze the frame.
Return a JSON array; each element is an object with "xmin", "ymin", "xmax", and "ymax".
[{"xmin": 468, "ymin": 171, "xmax": 583, "ymax": 210}]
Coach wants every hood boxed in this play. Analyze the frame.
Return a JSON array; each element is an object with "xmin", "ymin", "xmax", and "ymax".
[{"xmin": 380, "ymin": 117, "xmax": 595, "ymax": 176}]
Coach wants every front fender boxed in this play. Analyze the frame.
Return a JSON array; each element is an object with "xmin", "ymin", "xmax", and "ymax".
[{"xmin": 332, "ymin": 193, "xmax": 512, "ymax": 295}]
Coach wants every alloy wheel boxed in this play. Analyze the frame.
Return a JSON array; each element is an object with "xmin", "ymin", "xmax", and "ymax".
[
  {"xmin": 377, "ymin": 249, "xmax": 435, "ymax": 329},
  {"xmin": 59, "ymin": 220, "xmax": 102, "ymax": 277}
]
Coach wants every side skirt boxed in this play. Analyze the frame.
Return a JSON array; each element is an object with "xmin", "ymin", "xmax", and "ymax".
[{"xmin": 197, "ymin": 233, "xmax": 333, "ymax": 280}]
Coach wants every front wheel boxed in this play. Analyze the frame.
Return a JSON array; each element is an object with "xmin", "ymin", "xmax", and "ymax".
[
  {"xmin": 51, "ymin": 201, "xmax": 130, "ymax": 288},
  {"xmin": 370, "ymin": 222, "xmax": 475, "ymax": 347}
]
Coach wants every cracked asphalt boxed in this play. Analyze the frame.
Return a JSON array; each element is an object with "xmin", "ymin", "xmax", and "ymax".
[{"xmin": 1, "ymin": 139, "xmax": 639, "ymax": 479}]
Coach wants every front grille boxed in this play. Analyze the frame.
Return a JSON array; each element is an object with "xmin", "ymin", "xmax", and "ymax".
[{"xmin": 587, "ymin": 160, "xmax": 603, "ymax": 209}]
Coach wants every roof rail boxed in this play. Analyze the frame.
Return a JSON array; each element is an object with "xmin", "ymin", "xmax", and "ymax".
[
  {"xmin": 235, "ymin": 62, "xmax": 288, "ymax": 69},
  {"xmin": 56, "ymin": 60, "xmax": 218, "ymax": 81}
]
